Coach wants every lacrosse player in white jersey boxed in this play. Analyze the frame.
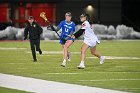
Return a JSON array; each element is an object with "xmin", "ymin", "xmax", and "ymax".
[{"xmin": 71, "ymin": 13, "xmax": 105, "ymax": 69}]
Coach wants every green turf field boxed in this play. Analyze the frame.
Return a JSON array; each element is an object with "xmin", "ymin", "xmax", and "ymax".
[
  {"xmin": 0, "ymin": 87, "xmax": 31, "ymax": 93},
  {"xmin": 0, "ymin": 40, "xmax": 140, "ymax": 93}
]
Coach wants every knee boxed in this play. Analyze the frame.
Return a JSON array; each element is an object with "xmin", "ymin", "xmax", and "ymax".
[
  {"xmin": 91, "ymin": 51, "xmax": 95, "ymax": 55},
  {"xmin": 64, "ymin": 45, "xmax": 68, "ymax": 50}
]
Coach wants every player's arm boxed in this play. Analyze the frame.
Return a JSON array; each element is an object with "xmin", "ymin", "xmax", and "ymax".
[
  {"xmin": 69, "ymin": 24, "xmax": 75, "ymax": 36},
  {"xmin": 47, "ymin": 25, "xmax": 60, "ymax": 32},
  {"xmin": 64, "ymin": 31, "xmax": 75, "ymax": 40},
  {"xmin": 24, "ymin": 24, "xmax": 29, "ymax": 40},
  {"xmin": 50, "ymin": 25, "xmax": 61, "ymax": 31},
  {"xmin": 70, "ymin": 31, "xmax": 75, "ymax": 36},
  {"xmin": 37, "ymin": 23, "xmax": 43, "ymax": 35},
  {"xmin": 50, "ymin": 25, "xmax": 56, "ymax": 31},
  {"xmin": 73, "ymin": 29, "xmax": 85, "ymax": 38},
  {"xmin": 49, "ymin": 21, "xmax": 62, "ymax": 31}
]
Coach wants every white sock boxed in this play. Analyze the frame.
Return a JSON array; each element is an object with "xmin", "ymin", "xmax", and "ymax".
[
  {"xmin": 63, "ymin": 59, "xmax": 66, "ymax": 63},
  {"xmin": 100, "ymin": 56, "xmax": 103, "ymax": 59},
  {"xmin": 81, "ymin": 61, "xmax": 84, "ymax": 64}
]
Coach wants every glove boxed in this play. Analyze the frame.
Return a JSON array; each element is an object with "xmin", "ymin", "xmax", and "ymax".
[
  {"xmin": 71, "ymin": 35, "xmax": 75, "ymax": 39},
  {"xmin": 50, "ymin": 25, "xmax": 56, "ymax": 31}
]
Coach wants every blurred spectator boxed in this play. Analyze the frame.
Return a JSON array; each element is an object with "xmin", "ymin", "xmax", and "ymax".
[{"xmin": 0, "ymin": 19, "xmax": 13, "ymax": 30}]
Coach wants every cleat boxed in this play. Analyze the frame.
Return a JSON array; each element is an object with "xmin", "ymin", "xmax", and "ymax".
[
  {"xmin": 77, "ymin": 66, "xmax": 85, "ymax": 69},
  {"xmin": 33, "ymin": 59, "xmax": 37, "ymax": 62},
  {"xmin": 100, "ymin": 56, "xmax": 105, "ymax": 64},
  {"xmin": 61, "ymin": 61, "xmax": 66, "ymax": 67},
  {"xmin": 61, "ymin": 64, "xmax": 66, "ymax": 67},
  {"xmin": 77, "ymin": 63, "xmax": 85, "ymax": 69},
  {"xmin": 39, "ymin": 50, "xmax": 42, "ymax": 55}
]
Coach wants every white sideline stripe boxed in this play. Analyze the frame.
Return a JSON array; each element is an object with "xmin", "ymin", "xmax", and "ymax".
[
  {"xmin": 118, "ymin": 88, "xmax": 140, "ymax": 90},
  {"xmin": 115, "ymin": 66, "xmax": 138, "ymax": 68},
  {"xmin": 45, "ymin": 73, "xmax": 80, "ymax": 75},
  {"xmin": 44, "ymin": 72, "xmax": 140, "ymax": 75},
  {"xmin": 0, "ymin": 73, "xmax": 127, "ymax": 93},
  {"xmin": 114, "ymin": 40, "xmax": 140, "ymax": 42},
  {"xmin": 87, "ymin": 56, "xmax": 140, "ymax": 60},
  {"xmin": 0, "ymin": 47, "xmax": 26, "ymax": 50},
  {"xmin": 27, "ymin": 51, "xmax": 81, "ymax": 54},
  {"xmin": 79, "ymin": 79, "xmax": 140, "ymax": 82},
  {"xmin": 26, "ymin": 51, "xmax": 140, "ymax": 60}
]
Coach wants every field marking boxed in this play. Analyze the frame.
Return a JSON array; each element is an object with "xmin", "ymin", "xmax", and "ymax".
[
  {"xmin": 0, "ymin": 40, "xmax": 29, "ymax": 42},
  {"xmin": 115, "ymin": 66, "xmax": 138, "ymax": 68},
  {"xmin": 8, "ymin": 63, "xmax": 26, "ymax": 64},
  {"xmin": 27, "ymin": 51, "xmax": 80, "ymax": 54},
  {"xmin": 45, "ymin": 73, "xmax": 81, "ymax": 75},
  {"xmin": 114, "ymin": 40, "xmax": 140, "ymax": 42},
  {"xmin": 79, "ymin": 79, "xmax": 140, "ymax": 82},
  {"xmin": 26, "ymin": 51, "xmax": 140, "ymax": 60},
  {"xmin": 0, "ymin": 73, "xmax": 127, "ymax": 93},
  {"xmin": 118, "ymin": 88, "xmax": 140, "ymax": 90},
  {"xmin": 87, "ymin": 56, "xmax": 140, "ymax": 60},
  {"xmin": 44, "ymin": 72, "xmax": 140, "ymax": 75},
  {"xmin": 0, "ymin": 47, "xmax": 26, "ymax": 50}
]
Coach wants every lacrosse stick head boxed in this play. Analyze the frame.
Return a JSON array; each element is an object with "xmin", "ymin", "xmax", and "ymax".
[{"xmin": 40, "ymin": 12, "xmax": 48, "ymax": 22}]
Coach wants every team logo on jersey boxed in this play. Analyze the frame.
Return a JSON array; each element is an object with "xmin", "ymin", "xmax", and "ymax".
[
  {"xmin": 64, "ymin": 25, "xmax": 72, "ymax": 29},
  {"xmin": 33, "ymin": 24, "xmax": 36, "ymax": 27}
]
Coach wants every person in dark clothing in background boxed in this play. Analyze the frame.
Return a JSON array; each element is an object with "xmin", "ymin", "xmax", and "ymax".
[{"xmin": 24, "ymin": 16, "xmax": 43, "ymax": 62}]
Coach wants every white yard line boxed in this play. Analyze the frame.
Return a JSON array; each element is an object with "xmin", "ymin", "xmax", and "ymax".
[
  {"xmin": 27, "ymin": 51, "xmax": 80, "ymax": 54},
  {"xmin": 0, "ymin": 73, "xmax": 127, "ymax": 93},
  {"xmin": 0, "ymin": 47, "xmax": 26, "ymax": 50},
  {"xmin": 44, "ymin": 72, "xmax": 140, "ymax": 75},
  {"xmin": 45, "ymin": 73, "xmax": 81, "ymax": 75},
  {"xmin": 87, "ymin": 56, "xmax": 140, "ymax": 60},
  {"xmin": 26, "ymin": 51, "xmax": 140, "ymax": 60},
  {"xmin": 79, "ymin": 79, "xmax": 140, "ymax": 82}
]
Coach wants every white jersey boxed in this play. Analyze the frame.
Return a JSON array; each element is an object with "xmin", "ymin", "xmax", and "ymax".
[{"xmin": 81, "ymin": 20, "xmax": 100, "ymax": 47}]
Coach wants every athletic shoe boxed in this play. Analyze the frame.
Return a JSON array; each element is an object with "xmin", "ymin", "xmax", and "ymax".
[
  {"xmin": 61, "ymin": 62, "xmax": 66, "ymax": 67},
  {"xmin": 67, "ymin": 52, "xmax": 71, "ymax": 61},
  {"xmin": 77, "ymin": 63, "xmax": 85, "ymax": 69},
  {"xmin": 39, "ymin": 50, "xmax": 42, "ymax": 55},
  {"xmin": 100, "ymin": 56, "xmax": 105, "ymax": 64},
  {"xmin": 61, "ymin": 59, "xmax": 66, "ymax": 67},
  {"xmin": 33, "ymin": 59, "xmax": 37, "ymax": 62}
]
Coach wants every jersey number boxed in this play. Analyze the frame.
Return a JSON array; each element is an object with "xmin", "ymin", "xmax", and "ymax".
[{"xmin": 65, "ymin": 28, "xmax": 69, "ymax": 32}]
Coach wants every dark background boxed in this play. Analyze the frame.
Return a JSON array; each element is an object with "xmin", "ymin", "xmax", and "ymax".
[
  {"xmin": 122, "ymin": 0, "xmax": 140, "ymax": 31},
  {"xmin": 0, "ymin": 0, "xmax": 139, "ymax": 32}
]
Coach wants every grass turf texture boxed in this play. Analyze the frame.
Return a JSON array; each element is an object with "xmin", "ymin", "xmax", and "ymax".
[
  {"xmin": 0, "ymin": 87, "xmax": 31, "ymax": 93},
  {"xmin": 0, "ymin": 40, "xmax": 140, "ymax": 93}
]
